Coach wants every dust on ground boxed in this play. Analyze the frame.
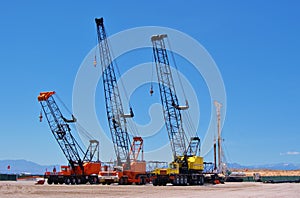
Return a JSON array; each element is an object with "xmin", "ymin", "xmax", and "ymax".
[{"xmin": 0, "ymin": 181, "xmax": 299, "ymax": 198}]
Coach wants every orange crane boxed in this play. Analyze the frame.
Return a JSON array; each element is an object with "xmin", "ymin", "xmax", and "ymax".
[
  {"xmin": 95, "ymin": 18, "xmax": 147, "ymax": 185},
  {"xmin": 38, "ymin": 91, "xmax": 101, "ymax": 185}
]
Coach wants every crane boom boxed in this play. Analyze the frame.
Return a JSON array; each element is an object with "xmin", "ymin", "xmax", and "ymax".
[
  {"xmin": 38, "ymin": 92, "xmax": 84, "ymax": 167},
  {"xmin": 151, "ymin": 34, "xmax": 188, "ymax": 159},
  {"xmin": 95, "ymin": 18, "xmax": 131, "ymax": 166}
]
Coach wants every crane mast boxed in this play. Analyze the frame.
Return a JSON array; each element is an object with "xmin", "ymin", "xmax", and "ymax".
[
  {"xmin": 151, "ymin": 34, "xmax": 188, "ymax": 159},
  {"xmin": 95, "ymin": 18, "xmax": 132, "ymax": 167}
]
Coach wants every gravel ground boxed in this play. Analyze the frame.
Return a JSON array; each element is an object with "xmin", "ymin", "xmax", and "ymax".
[{"xmin": 0, "ymin": 181, "xmax": 299, "ymax": 198}]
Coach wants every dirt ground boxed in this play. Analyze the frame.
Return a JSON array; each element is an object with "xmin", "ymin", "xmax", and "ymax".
[
  {"xmin": 0, "ymin": 181, "xmax": 300, "ymax": 198},
  {"xmin": 232, "ymin": 169, "xmax": 300, "ymax": 177}
]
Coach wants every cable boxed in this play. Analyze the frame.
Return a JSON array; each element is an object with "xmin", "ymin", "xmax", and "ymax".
[
  {"xmin": 150, "ymin": 53, "xmax": 155, "ymax": 96},
  {"xmin": 182, "ymin": 111, "xmax": 196, "ymax": 138},
  {"xmin": 106, "ymin": 36, "xmax": 140, "ymax": 137},
  {"xmin": 106, "ymin": 36, "xmax": 132, "ymax": 108},
  {"xmin": 54, "ymin": 94, "xmax": 95, "ymax": 141},
  {"xmin": 166, "ymin": 36, "xmax": 188, "ymax": 102},
  {"xmin": 76, "ymin": 122, "xmax": 95, "ymax": 140},
  {"xmin": 55, "ymin": 94, "xmax": 72, "ymax": 115},
  {"xmin": 222, "ymin": 139, "xmax": 231, "ymax": 164}
]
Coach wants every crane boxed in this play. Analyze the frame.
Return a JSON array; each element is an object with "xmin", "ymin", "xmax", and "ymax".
[
  {"xmin": 95, "ymin": 18, "xmax": 147, "ymax": 185},
  {"xmin": 38, "ymin": 91, "xmax": 101, "ymax": 185},
  {"xmin": 150, "ymin": 34, "xmax": 204, "ymax": 186}
]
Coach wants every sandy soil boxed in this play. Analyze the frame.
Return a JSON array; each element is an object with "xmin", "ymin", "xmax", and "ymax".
[
  {"xmin": 232, "ymin": 169, "xmax": 300, "ymax": 177},
  {"xmin": 0, "ymin": 181, "xmax": 299, "ymax": 198}
]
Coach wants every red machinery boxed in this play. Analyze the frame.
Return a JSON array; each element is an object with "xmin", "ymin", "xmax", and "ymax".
[{"xmin": 38, "ymin": 91, "xmax": 101, "ymax": 185}]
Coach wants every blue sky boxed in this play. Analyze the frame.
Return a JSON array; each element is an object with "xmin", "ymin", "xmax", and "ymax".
[{"xmin": 0, "ymin": 0, "xmax": 299, "ymax": 166}]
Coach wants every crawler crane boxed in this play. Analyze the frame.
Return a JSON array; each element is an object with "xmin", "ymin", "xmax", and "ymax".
[
  {"xmin": 38, "ymin": 91, "xmax": 101, "ymax": 185},
  {"xmin": 150, "ymin": 34, "xmax": 204, "ymax": 186},
  {"xmin": 95, "ymin": 18, "xmax": 147, "ymax": 185}
]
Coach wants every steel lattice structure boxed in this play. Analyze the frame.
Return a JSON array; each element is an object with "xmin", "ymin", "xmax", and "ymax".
[
  {"xmin": 95, "ymin": 18, "xmax": 131, "ymax": 166},
  {"xmin": 151, "ymin": 34, "xmax": 188, "ymax": 159}
]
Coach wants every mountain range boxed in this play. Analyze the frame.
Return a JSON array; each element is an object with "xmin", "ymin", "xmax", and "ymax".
[
  {"xmin": 0, "ymin": 159, "xmax": 299, "ymax": 175},
  {"xmin": 0, "ymin": 160, "xmax": 59, "ymax": 175}
]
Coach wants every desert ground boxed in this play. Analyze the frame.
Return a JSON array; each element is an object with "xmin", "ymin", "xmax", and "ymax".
[
  {"xmin": 232, "ymin": 169, "xmax": 300, "ymax": 177},
  {"xmin": 0, "ymin": 181, "xmax": 300, "ymax": 198}
]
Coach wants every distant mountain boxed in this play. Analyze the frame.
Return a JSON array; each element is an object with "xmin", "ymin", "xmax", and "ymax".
[
  {"xmin": 0, "ymin": 159, "xmax": 59, "ymax": 175},
  {"xmin": 227, "ymin": 162, "xmax": 300, "ymax": 171},
  {"xmin": 1, "ymin": 160, "xmax": 300, "ymax": 175}
]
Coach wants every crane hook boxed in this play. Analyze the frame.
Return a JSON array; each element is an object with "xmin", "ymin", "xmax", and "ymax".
[
  {"xmin": 150, "ymin": 86, "xmax": 154, "ymax": 96},
  {"xmin": 39, "ymin": 111, "xmax": 43, "ymax": 122},
  {"xmin": 93, "ymin": 55, "xmax": 97, "ymax": 67}
]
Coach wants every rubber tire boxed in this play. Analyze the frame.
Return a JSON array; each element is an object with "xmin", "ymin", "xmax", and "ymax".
[
  {"xmin": 76, "ymin": 177, "xmax": 81, "ymax": 185},
  {"xmin": 89, "ymin": 177, "xmax": 98, "ymax": 185},
  {"xmin": 119, "ymin": 178, "xmax": 124, "ymax": 185},
  {"xmin": 140, "ymin": 177, "xmax": 146, "ymax": 185},
  {"xmin": 70, "ymin": 177, "xmax": 76, "ymax": 185},
  {"xmin": 180, "ymin": 176, "xmax": 184, "ymax": 185},
  {"xmin": 199, "ymin": 176, "xmax": 204, "ymax": 186},
  {"xmin": 152, "ymin": 179, "xmax": 158, "ymax": 186},
  {"xmin": 47, "ymin": 178, "xmax": 53, "ymax": 185},
  {"xmin": 65, "ymin": 178, "xmax": 70, "ymax": 185},
  {"xmin": 184, "ymin": 176, "xmax": 188, "ymax": 185}
]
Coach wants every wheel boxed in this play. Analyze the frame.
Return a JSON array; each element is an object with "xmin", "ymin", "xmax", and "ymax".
[
  {"xmin": 54, "ymin": 181, "xmax": 58, "ymax": 185},
  {"xmin": 119, "ymin": 177, "xmax": 128, "ymax": 185},
  {"xmin": 119, "ymin": 178, "xmax": 124, "ymax": 185},
  {"xmin": 199, "ymin": 175, "xmax": 204, "ymax": 186},
  {"xmin": 81, "ymin": 178, "xmax": 87, "ymax": 184},
  {"xmin": 71, "ymin": 177, "xmax": 76, "ymax": 185},
  {"xmin": 89, "ymin": 176, "xmax": 98, "ymax": 184},
  {"xmin": 94, "ymin": 177, "xmax": 99, "ymax": 184},
  {"xmin": 89, "ymin": 177, "xmax": 94, "ymax": 184},
  {"xmin": 152, "ymin": 179, "xmax": 158, "ymax": 186},
  {"xmin": 47, "ymin": 178, "xmax": 53, "ymax": 185},
  {"xmin": 137, "ymin": 176, "xmax": 145, "ymax": 185},
  {"xmin": 65, "ymin": 178, "xmax": 70, "ymax": 185},
  {"xmin": 180, "ymin": 176, "xmax": 184, "ymax": 185},
  {"xmin": 76, "ymin": 177, "xmax": 81, "ymax": 185},
  {"xmin": 58, "ymin": 179, "xmax": 64, "ymax": 185},
  {"xmin": 175, "ymin": 176, "xmax": 180, "ymax": 186},
  {"xmin": 140, "ymin": 177, "xmax": 146, "ymax": 185},
  {"xmin": 184, "ymin": 176, "xmax": 188, "ymax": 185}
]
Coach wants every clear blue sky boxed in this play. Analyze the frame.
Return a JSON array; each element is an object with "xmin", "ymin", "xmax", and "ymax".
[{"xmin": 0, "ymin": 0, "xmax": 299, "ymax": 166}]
